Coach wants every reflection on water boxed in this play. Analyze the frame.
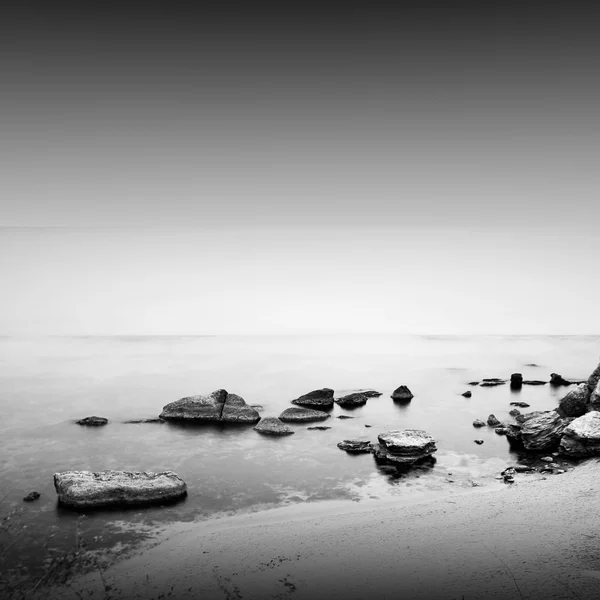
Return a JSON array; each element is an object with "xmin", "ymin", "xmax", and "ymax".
[{"xmin": 0, "ymin": 334, "xmax": 598, "ymax": 577}]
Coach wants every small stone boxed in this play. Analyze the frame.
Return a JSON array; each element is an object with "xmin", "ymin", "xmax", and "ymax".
[
  {"xmin": 365, "ymin": 424, "xmax": 372, "ymax": 428},
  {"xmin": 76, "ymin": 416, "xmax": 108, "ymax": 426},
  {"xmin": 495, "ymin": 428, "xmax": 508, "ymax": 435},
  {"xmin": 487, "ymin": 414, "xmax": 502, "ymax": 427},
  {"xmin": 501, "ymin": 467, "xmax": 516, "ymax": 477},
  {"xmin": 509, "ymin": 409, "xmax": 521, "ymax": 418},
  {"xmin": 473, "ymin": 419, "xmax": 486, "ymax": 428},
  {"xmin": 509, "ymin": 402, "xmax": 530, "ymax": 408},
  {"xmin": 337, "ymin": 415, "xmax": 354, "ymax": 420},
  {"xmin": 23, "ymin": 491, "xmax": 41, "ymax": 502},
  {"xmin": 462, "ymin": 391, "xmax": 472, "ymax": 398},
  {"xmin": 468, "ymin": 381, "xmax": 480, "ymax": 386},
  {"xmin": 503, "ymin": 476, "xmax": 515, "ymax": 483},
  {"xmin": 474, "ymin": 439, "xmax": 484, "ymax": 445},
  {"xmin": 307, "ymin": 426, "xmax": 332, "ymax": 431},
  {"xmin": 556, "ymin": 469, "xmax": 566, "ymax": 474}
]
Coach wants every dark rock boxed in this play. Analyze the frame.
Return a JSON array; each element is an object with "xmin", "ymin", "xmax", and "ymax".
[
  {"xmin": 587, "ymin": 361, "xmax": 600, "ymax": 394},
  {"xmin": 365, "ymin": 424, "xmax": 372, "ymax": 428},
  {"xmin": 54, "ymin": 470, "xmax": 187, "ymax": 508},
  {"xmin": 23, "ymin": 491, "xmax": 40, "ymax": 502},
  {"xmin": 337, "ymin": 415, "xmax": 354, "ymax": 419},
  {"xmin": 504, "ymin": 475, "xmax": 515, "ymax": 483},
  {"xmin": 307, "ymin": 426, "xmax": 332, "ymax": 431},
  {"xmin": 487, "ymin": 414, "xmax": 502, "ymax": 427},
  {"xmin": 504, "ymin": 424, "xmax": 523, "ymax": 440},
  {"xmin": 510, "ymin": 402, "xmax": 530, "ymax": 408},
  {"xmin": 337, "ymin": 440, "xmax": 372, "ymax": 453},
  {"xmin": 519, "ymin": 410, "xmax": 572, "ymax": 450},
  {"xmin": 462, "ymin": 391, "xmax": 472, "ymax": 398},
  {"xmin": 510, "ymin": 373, "xmax": 523, "ymax": 389},
  {"xmin": 359, "ymin": 390, "xmax": 383, "ymax": 397},
  {"xmin": 501, "ymin": 467, "xmax": 516, "ymax": 477},
  {"xmin": 123, "ymin": 418, "xmax": 165, "ymax": 424},
  {"xmin": 468, "ymin": 381, "xmax": 480, "ymax": 386},
  {"xmin": 474, "ymin": 439, "xmax": 484, "ymax": 445},
  {"xmin": 522, "ymin": 380, "xmax": 547, "ymax": 386},
  {"xmin": 509, "ymin": 409, "xmax": 521, "ymax": 418},
  {"xmin": 334, "ymin": 393, "xmax": 369, "ymax": 407},
  {"xmin": 514, "ymin": 465, "xmax": 535, "ymax": 473},
  {"xmin": 590, "ymin": 381, "xmax": 600, "ymax": 411},
  {"xmin": 483, "ymin": 378, "xmax": 505, "ymax": 382},
  {"xmin": 160, "ymin": 390, "xmax": 227, "ymax": 421},
  {"xmin": 373, "ymin": 429, "xmax": 437, "ymax": 466},
  {"xmin": 221, "ymin": 393, "xmax": 261, "ymax": 423},
  {"xmin": 557, "ymin": 384, "xmax": 590, "ymax": 418},
  {"xmin": 253, "ymin": 417, "xmax": 294, "ymax": 436},
  {"xmin": 291, "ymin": 388, "xmax": 334, "ymax": 409},
  {"xmin": 480, "ymin": 381, "xmax": 506, "ymax": 387},
  {"xmin": 279, "ymin": 407, "xmax": 331, "ymax": 423},
  {"xmin": 550, "ymin": 373, "xmax": 571, "ymax": 386},
  {"xmin": 525, "ymin": 363, "xmax": 540, "ymax": 367},
  {"xmin": 473, "ymin": 419, "xmax": 486, "ymax": 428},
  {"xmin": 495, "ymin": 428, "xmax": 509, "ymax": 435},
  {"xmin": 76, "ymin": 416, "xmax": 108, "ymax": 426},
  {"xmin": 559, "ymin": 411, "xmax": 600, "ymax": 457},
  {"xmin": 391, "ymin": 386, "xmax": 414, "ymax": 401}
]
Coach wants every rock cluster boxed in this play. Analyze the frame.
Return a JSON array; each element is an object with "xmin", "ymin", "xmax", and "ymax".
[
  {"xmin": 371, "ymin": 429, "xmax": 437, "ymax": 467},
  {"xmin": 160, "ymin": 390, "xmax": 260, "ymax": 423}
]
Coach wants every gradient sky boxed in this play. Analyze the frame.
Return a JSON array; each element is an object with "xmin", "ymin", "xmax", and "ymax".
[{"xmin": 1, "ymin": 3, "xmax": 599, "ymax": 334}]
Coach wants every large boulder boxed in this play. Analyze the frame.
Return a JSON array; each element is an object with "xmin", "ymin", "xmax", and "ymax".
[
  {"xmin": 160, "ymin": 389, "xmax": 227, "ymax": 421},
  {"xmin": 291, "ymin": 388, "xmax": 334, "ymax": 409},
  {"xmin": 372, "ymin": 429, "xmax": 437, "ymax": 466},
  {"xmin": 559, "ymin": 411, "xmax": 600, "ymax": 457},
  {"xmin": 335, "ymin": 393, "xmax": 369, "ymax": 407},
  {"xmin": 221, "ymin": 393, "xmax": 260, "ymax": 423},
  {"xmin": 519, "ymin": 410, "xmax": 572, "ymax": 450},
  {"xmin": 279, "ymin": 407, "xmax": 332, "ymax": 423},
  {"xmin": 391, "ymin": 386, "xmax": 414, "ymax": 401},
  {"xmin": 54, "ymin": 470, "xmax": 187, "ymax": 508},
  {"xmin": 254, "ymin": 417, "xmax": 294, "ymax": 436},
  {"xmin": 557, "ymin": 384, "xmax": 590, "ymax": 418}
]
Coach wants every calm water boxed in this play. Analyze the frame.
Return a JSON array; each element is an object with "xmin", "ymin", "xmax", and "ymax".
[{"xmin": 1, "ymin": 334, "xmax": 598, "ymax": 576}]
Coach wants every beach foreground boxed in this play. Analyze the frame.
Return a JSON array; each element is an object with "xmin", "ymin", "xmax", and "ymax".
[{"xmin": 66, "ymin": 458, "xmax": 600, "ymax": 600}]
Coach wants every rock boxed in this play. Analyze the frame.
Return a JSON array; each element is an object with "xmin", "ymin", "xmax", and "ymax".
[
  {"xmin": 251, "ymin": 405, "xmax": 264, "ymax": 412},
  {"xmin": 365, "ymin": 424, "xmax": 372, "ymax": 428},
  {"xmin": 587, "ymin": 361, "xmax": 600, "ymax": 394},
  {"xmin": 541, "ymin": 456, "xmax": 554, "ymax": 462},
  {"xmin": 279, "ymin": 407, "xmax": 331, "ymax": 423},
  {"xmin": 487, "ymin": 414, "xmax": 502, "ymax": 427},
  {"xmin": 123, "ymin": 418, "xmax": 165, "ymax": 424},
  {"xmin": 504, "ymin": 424, "xmax": 523, "ymax": 441},
  {"xmin": 221, "ymin": 393, "xmax": 261, "ymax": 423},
  {"xmin": 54, "ymin": 470, "xmax": 187, "ymax": 508},
  {"xmin": 253, "ymin": 417, "xmax": 294, "ymax": 436},
  {"xmin": 76, "ymin": 416, "xmax": 108, "ymax": 426},
  {"xmin": 525, "ymin": 363, "xmax": 540, "ymax": 367},
  {"xmin": 510, "ymin": 373, "xmax": 523, "ymax": 389},
  {"xmin": 468, "ymin": 381, "xmax": 480, "ymax": 386},
  {"xmin": 462, "ymin": 391, "xmax": 472, "ymax": 398},
  {"xmin": 509, "ymin": 409, "xmax": 521, "ymax": 418},
  {"xmin": 372, "ymin": 430, "xmax": 437, "ymax": 466},
  {"xmin": 510, "ymin": 402, "xmax": 530, "ymax": 408},
  {"xmin": 522, "ymin": 380, "xmax": 547, "ymax": 386},
  {"xmin": 160, "ymin": 389, "xmax": 227, "ymax": 421},
  {"xmin": 557, "ymin": 383, "xmax": 590, "ymax": 418},
  {"xmin": 559, "ymin": 411, "xmax": 600, "ymax": 457},
  {"xmin": 483, "ymin": 378, "xmax": 505, "ymax": 382},
  {"xmin": 337, "ymin": 440, "xmax": 372, "ymax": 453},
  {"xmin": 501, "ymin": 467, "xmax": 516, "ymax": 477},
  {"xmin": 334, "ymin": 393, "xmax": 369, "ymax": 407},
  {"xmin": 495, "ymin": 428, "xmax": 508, "ymax": 435},
  {"xmin": 473, "ymin": 419, "xmax": 486, "ymax": 428},
  {"xmin": 480, "ymin": 381, "xmax": 506, "ymax": 387},
  {"xmin": 359, "ymin": 390, "xmax": 383, "ymax": 397},
  {"xmin": 515, "ymin": 410, "xmax": 546, "ymax": 424},
  {"xmin": 519, "ymin": 410, "xmax": 572, "ymax": 451},
  {"xmin": 590, "ymin": 380, "xmax": 600, "ymax": 411},
  {"xmin": 391, "ymin": 386, "xmax": 414, "ymax": 401},
  {"xmin": 550, "ymin": 373, "xmax": 571, "ymax": 386},
  {"xmin": 291, "ymin": 388, "xmax": 334, "ymax": 409},
  {"xmin": 514, "ymin": 465, "xmax": 535, "ymax": 473},
  {"xmin": 307, "ymin": 426, "xmax": 332, "ymax": 431},
  {"xmin": 474, "ymin": 439, "xmax": 484, "ymax": 445},
  {"xmin": 504, "ymin": 476, "xmax": 515, "ymax": 483},
  {"xmin": 23, "ymin": 491, "xmax": 40, "ymax": 502},
  {"xmin": 337, "ymin": 415, "xmax": 354, "ymax": 419}
]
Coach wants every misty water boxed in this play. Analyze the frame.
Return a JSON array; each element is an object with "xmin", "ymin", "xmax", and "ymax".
[{"xmin": 1, "ymin": 334, "xmax": 598, "ymax": 575}]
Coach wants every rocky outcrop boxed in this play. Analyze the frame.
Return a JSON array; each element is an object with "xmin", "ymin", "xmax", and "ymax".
[
  {"xmin": 391, "ymin": 386, "xmax": 414, "ymax": 400},
  {"xmin": 337, "ymin": 440, "xmax": 372, "ymax": 453},
  {"xmin": 559, "ymin": 411, "xmax": 600, "ymax": 457},
  {"xmin": 160, "ymin": 390, "xmax": 259, "ymax": 423},
  {"xmin": 76, "ymin": 416, "xmax": 108, "ymax": 426},
  {"xmin": 253, "ymin": 417, "xmax": 294, "ymax": 436},
  {"xmin": 519, "ymin": 410, "xmax": 572, "ymax": 450},
  {"xmin": 510, "ymin": 373, "xmax": 523, "ymax": 390},
  {"xmin": 550, "ymin": 373, "xmax": 571, "ymax": 386},
  {"xmin": 557, "ymin": 384, "xmax": 590, "ymax": 418},
  {"xmin": 54, "ymin": 470, "xmax": 187, "ymax": 508},
  {"xmin": 291, "ymin": 388, "xmax": 334, "ymax": 409},
  {"xmin": 279, "ymin": 407, "xmax": 331, "ymax": 423},
  {"xmin": 335, "ymin": 393, "xmax": 368, "ymax": 407},
  {"xmin": 372, "ymin": 429, "xmax": 437, "ymax": 467}
]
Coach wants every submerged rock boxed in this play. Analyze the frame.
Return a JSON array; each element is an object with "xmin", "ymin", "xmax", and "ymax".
[
  {"xmin": 360, "ymin": 390, "xmax": 383, "ymax": 397},
  {"xmin": 76, "ymin": 416, "xmax": 108, "ymax": 426},
  {"xmin": 590, "ymin": 380, "xmax": 600, "ymax": 411},
  {"xmin": 337, "ymin": 415, "xmax": 354, "ymax": 419},
  {"xmin": 373, "ymin": 429, "xmax": 437, "ymax": 467},
  {"xmin": 291, "ymin": 388, "xmax": 334, "ymax": 409},
  {"xmin": 337, "ymin": 440, "xmax": 372, "ymax": 453},
  {"xmin": 254, "ymin": 417, "xmax": 294, "ymax": 436},
  {"xmin": 23, "ymin": 491, "xmax": 40, "ymax": 502},
  {"xmin": 391, "ymin": 386, "xmax": 414, "ymax": 401},
  {"xmin": 123, "ymin": 418, "xmax": 165, "ymax": 424},
  {"xmin": 468, "ymin": 381, "xmax": 480, "ymax": 386},
  {"xmin": 335, "ymin": 393, "xmax": 369, "ymax": 407},
  {"xmin": 510, "ymin": 402, "xmax": 530, "ymax": 408},
  {"xmin": 557, "ymin": 384, "xmax": 590, "ymax": 418},
  {"xmin": 523, "ymin": 380, "xmax": 547, "ymax": 386},
  {"xmin": 559, "ymin": 411, "xmax": 600, "ymax": 457},
  {"xmin": 160, "ymin": 390, "xmax": 259, "ymax": 423},
  {"xmin": 279, "ymin": 407, "xmax": 331, "ymax": 423},
  {"xmin": 519, "ymin": 410, "xmax": 571, "ymax": 451},
  {"xmin": 54, "ymin": 470, "xmax": 187, "ymax": 508},
  {"xmin": 480, "ymin": 381, "xmax": 506, "ymax": 387},
  {"xmin": 462, "ymin": 391, "xmax": 472, "ymax": 398}
]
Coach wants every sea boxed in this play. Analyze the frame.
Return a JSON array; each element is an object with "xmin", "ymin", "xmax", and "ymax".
[{"xmin": 1, "ymin": 334, "xmax": 598, "ymax": 581}]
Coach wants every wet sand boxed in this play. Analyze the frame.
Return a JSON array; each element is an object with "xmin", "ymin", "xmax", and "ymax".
[{"xmin": 70, "ymin": 458, "xmax": 600, "ymax": 599}]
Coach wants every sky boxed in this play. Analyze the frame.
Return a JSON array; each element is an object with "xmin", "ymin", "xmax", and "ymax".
[{"xmin": 1, "ymin": 2, "xmax": 599, "ymax": 335}]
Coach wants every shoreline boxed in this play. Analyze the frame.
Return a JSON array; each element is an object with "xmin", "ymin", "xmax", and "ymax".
[{"xmin": 65, "ymin": 458, "xmax": 600, "ymax": 600}]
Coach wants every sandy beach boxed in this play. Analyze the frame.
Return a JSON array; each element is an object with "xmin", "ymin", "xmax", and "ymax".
[{"xmin": 64, "ymin": 458, "xmax": 600, "ymax": 600}]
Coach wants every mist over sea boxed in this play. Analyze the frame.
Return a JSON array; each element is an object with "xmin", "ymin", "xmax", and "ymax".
[{"xmin": 1, "ymin": 333, "xmax": 598, "ymax": 572}]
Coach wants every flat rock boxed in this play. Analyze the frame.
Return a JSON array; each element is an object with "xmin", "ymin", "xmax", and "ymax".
[
  {"xmin": 391, "ymin": 385, "xmax": 414, "ymax": 400},
  {"xmin": 523, "ymin": 380, "xmax": 547, "ymax": 386},
  {"xmin": 307, "ymin": 426, "xmax": 332, "ymax": 431},
  {"xmin": 520, "ymin": 410, "xmax": 571, "ymax": 451},
  {"xmin": 337, "ymin": 415, "xmax": 354, "ymax": 419},
  {"xmin": 221, "ymin": 393, "xmax": 261, "ymax": 423},
  {"xmin": 359, "ymin": 390, "xmax": 383, "ymax": 397},
  {"xmin": 590, "ymin": 380, "xmax": 600, "ymax": 411},
  {"xmin": 557, "ymin": 383, "xmax": 590, "ymax": 418},
  {"xmin": 54, "ymin": 470, "xmax": 187, "ymax": 508},
  {"xmin": 337, "ymin": 440, "xmax": 372, "ymax": 453},
  {"xmin": 160, "ymin": 389, "xmax": 227, "ymax": 421},
  {"xmin": 254, "ymin": 417, "xmax": 294, "ymax": 436},
  {"xmin": 123, "ymin": 418, "xmax": 165, "ymax": 424},
  {"xmin": 480, "ymin": 381, "xmax": 506, "ymax": 387},
  {"xmin": 335, "ymin": 393, "xmax": 369, "ymax": 407},
  {"xmin": 468, "ymin": 381, "xmax": 480, "ymax": 386},
  {"xmin": 291, "ymin": 388, "xmax": 334, "ymax": 409},
  {"xmin": 279, "ymin": 407, "xmax": 331, "ymax": 423},
  {"xmin": 76, "ymin": 416, "xmax": 108, "ymax": 426},
  {"xmin": 559, "ymin": 411, "xmax": 600, "ymax": 457},
  {"xmin": 510, "ymin": 402, "xmax": 530, "ymax": 408},
  {"xmin": 462, "ymin": 391, "xmax": 472, "ymax": 398},
  {"xmin": 375, "ymin": 429, "xmax": 437, "ymax": 465}
]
